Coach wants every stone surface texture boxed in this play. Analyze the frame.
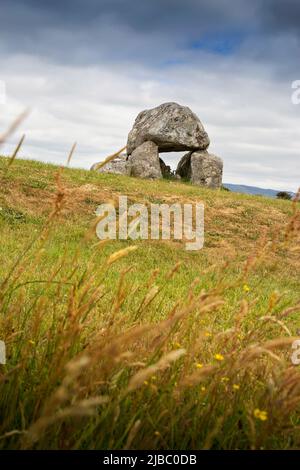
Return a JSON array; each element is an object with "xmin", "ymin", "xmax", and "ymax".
[
  {"xmin": 127, "ymin": 102, "xmax": 210, "ymax": 155},
  {"xmin": 127, "ymin": 141, "xmax": 162, "ymax": 179}
]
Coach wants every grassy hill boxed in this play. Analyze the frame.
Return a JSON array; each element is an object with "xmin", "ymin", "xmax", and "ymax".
[{"xmin": 0, "ymin": 155, "xmax": 299, "ymax": 450}]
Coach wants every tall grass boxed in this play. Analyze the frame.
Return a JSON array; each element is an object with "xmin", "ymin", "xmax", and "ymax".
[{"xmin": 0, "ymin": 164, "xmax": 300, "ymax": 450}]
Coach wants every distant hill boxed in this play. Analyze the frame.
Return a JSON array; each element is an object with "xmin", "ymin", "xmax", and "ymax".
[{"xmin": 224, "ymin": 183, "xmax": 295, "ymax": 199}]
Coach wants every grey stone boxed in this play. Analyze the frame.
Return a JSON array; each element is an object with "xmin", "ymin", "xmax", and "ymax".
[
  {"xmin": 127, "ymin": 141, "xmax": 162, "ymax": 179},
  {"xmin": 127, "ymin": 102, "xmax": 210, "ymax": 155},
  {"xmin": 90, "ymin": 153, "xmax": 130, "ymax": 175},
  {"xmin": 176, "ymin": 150, "xmax": 223, "ymax": 188},
  {"xmin": 90, "ymin": 102, "xmax": 223, "ymax": 188},
  {"xmin": 159, "ymin": 158, "xmax": 172, "ymax": 178},
  {"xmin": 176, "ymin": 152, "xmax": 192, "ymax": 179},
  {"xmin": 190, "ymin": 151, "xmax": 223, "ymax": 189}
]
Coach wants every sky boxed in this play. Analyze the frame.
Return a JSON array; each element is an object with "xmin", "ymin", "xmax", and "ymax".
[{"xmin": 0, "ymin": 0, "xmax": 299, "ymax": 191}]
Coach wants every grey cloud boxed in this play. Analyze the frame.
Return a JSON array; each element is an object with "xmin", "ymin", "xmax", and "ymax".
[
  {"xmin": 262, "ymin": 0, "xmax": 300, "ymax": 34},
  {"xmin": 0, "ymin": 0, "xmax": 298, "ymax": 83},
  {"xmin": 0, "ymin": 1, "xmax": 264, "ymax": 65}
]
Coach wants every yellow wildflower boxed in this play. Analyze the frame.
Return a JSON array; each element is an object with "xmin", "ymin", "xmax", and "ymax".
[
  {"xmin": 233, "ymin": 384, "xmax": 240, "ymax": 390},
  {"xmin": 196, "ymin": 363, "xmax": 203, "ymax": 369},
  {"xmin": 243, "ymin": 284, "xmax": 250, "ymax": 292},
  {"xmin": 254, "ymin": 408, "xmax": 268, "ymax": 421},
  {"xmin": 201, "ymin": 386, "xmax": 206, "ymax": 392},
  {"xmin": 214, "ymin": 353, "xmax": 224, "ymax": 361}
]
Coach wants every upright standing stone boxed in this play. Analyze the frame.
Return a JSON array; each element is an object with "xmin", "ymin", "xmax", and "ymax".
[
  {"xmin": 127, "ymin": 141, "xmax": 162, "ymax": 179},
  {"xmin": 176, "ymin": 152, "xmax": 192, "ymax": 179},
  {"xmin": 159, "ymin": 158, "xmax": 172, "ymax": 178},
  {"xmin": 190, "ymin": 151, "xmax": 223, "ymax": 188}
]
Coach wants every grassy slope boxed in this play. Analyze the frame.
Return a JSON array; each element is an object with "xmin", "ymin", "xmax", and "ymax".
[
  {"xmin": 0, "ymin": 156, "xmax": 299, "ymax": 311},
  {"xmin": 0, "ymin": 156, "xmax": 299, "ymax": 449}
]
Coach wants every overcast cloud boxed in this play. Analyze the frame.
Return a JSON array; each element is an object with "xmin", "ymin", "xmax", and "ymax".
[{"xmin": 0, "ymin": 0, "xmax": 299, "ymax": 190}]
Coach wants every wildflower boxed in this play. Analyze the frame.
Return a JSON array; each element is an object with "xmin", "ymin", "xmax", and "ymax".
[
  {"xmin": 151, "ymin": 375, "xmax": 157, "ymax": 381},
  {"xmin": 175, "ymin": 342, "xmax": 181, "ymax": 348},
  {"xmin": 143, "ymin": 381, "xmax": 149, "ymax": 386},
  {"xmin": 221, "ymin": 376, "xmax": 229, "ymax": 383},
  {"xmin": 254, "ymin": 408, "xmax": 268, "ymax": 421},
  {"xmin": 243, "ymin": 284, "xmax": 250, "ymax": 292},
  {"xmin": 205, "ymin": 331, "xmax": 212, "ymax": 337},
  {"xmin": 196, "ymin": 363, "xmax": 203, "ymax": 369},
  {"xmin": 259, "ymin": 411, "xmax": 268, "ymax": 421},
  {"xmin": 233, "ymin": 384, "xmax": 240, "ymax": 391},
  {"xmin": 28, "ymin": 340, "xmax": 36, "ymax": 345},
  {"xmin": 201, "ymin": 386, "xmax": 206, "ymax": 392},
  {"xmin": 214, "ymin": 353, "xmax": 224, "ymax": 361}
]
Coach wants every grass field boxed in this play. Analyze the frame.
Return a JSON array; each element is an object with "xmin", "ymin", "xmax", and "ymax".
[{"xmin": 0, "ymin": 155, "xmax": 299, "ymax": 449}]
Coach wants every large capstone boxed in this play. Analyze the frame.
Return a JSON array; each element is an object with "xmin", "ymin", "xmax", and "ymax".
[
  {"xmin": 127, "ymin": 102, "xmax": 210, "ymax": 155},
  {"xmin": 176, "ymin": 150, "xmax": 223, "ymax": 189},
  {"xmin": 127, "ymin": 141, "xmax": 162, "ymax": 179}
]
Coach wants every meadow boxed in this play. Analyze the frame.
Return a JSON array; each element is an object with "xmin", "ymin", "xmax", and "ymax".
[{"xmin": 0, "ymin": 155, "xmax": 299, "ymax": 449}]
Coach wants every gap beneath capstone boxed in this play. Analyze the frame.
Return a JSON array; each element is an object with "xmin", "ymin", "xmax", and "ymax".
[{"xmin": 159, "ymin": 151, "xmax": 187, "ymax": 175}]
